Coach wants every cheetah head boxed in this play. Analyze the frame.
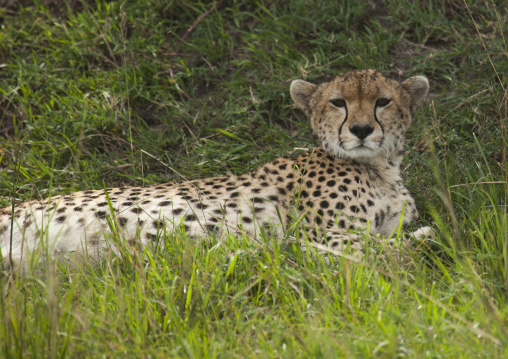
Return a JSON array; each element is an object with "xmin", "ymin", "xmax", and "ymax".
[{"xmin": 290, "ymin": 70, "xmax": 429, "ymax": 162}]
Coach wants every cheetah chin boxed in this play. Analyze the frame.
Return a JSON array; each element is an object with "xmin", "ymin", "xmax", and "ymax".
[{"xmin": 0, "ymin": 69, "xmax": 431, "ymax": 273}]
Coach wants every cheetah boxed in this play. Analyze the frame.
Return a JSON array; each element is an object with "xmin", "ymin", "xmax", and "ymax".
[{"xmin": 0, "ymin": 70, "xmax": 431, "ymax": 273}]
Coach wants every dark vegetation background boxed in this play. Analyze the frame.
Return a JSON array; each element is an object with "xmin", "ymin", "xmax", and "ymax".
[{"xmin": 0, "ymin": 0, "xmax": 507, "ymax": 357}]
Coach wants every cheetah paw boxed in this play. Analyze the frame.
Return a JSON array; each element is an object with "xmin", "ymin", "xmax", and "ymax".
[{"xmin": 410, "ymin": 226, "xmax": 434, "ymax": 241}]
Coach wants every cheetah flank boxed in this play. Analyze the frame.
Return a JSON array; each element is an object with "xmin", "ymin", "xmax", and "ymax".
[{"xmin": 0, "ymin": 70, "xmax": 431, "ymax": 272}]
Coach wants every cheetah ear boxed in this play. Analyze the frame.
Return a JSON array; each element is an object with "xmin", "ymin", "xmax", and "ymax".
[
  {"xmin": 401, "ymin": 76, "xmax": 429, "ymax": 111},
  {"xmin": 290, "ymin": 80, "xmax": 318, "ymax": 115}
]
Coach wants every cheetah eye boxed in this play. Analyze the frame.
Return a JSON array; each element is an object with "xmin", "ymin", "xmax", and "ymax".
[
  {"xmin": 376, "ymin": 98, "xmax": 391, "ymax": 107},
  {"xmin": 330, "ymin": 99, "xmax": 346, "ymax": 108}
]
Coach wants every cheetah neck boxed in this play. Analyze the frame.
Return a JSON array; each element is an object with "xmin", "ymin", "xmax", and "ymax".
[
  {"xmin": 367, "ymin": 154, "xmax": 405, "ymax": 183},
  {"xmin": 325, "ymin": 146, "xmax": 404, "ymax": 184}
]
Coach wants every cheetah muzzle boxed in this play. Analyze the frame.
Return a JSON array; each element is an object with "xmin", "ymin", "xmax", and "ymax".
[{"xmin": 0, "ymin": 69, "xmax": 431, "ymax": 273}]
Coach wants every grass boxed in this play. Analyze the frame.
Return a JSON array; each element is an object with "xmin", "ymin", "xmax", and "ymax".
[{"xmin": 0, "ymin": 0, "xmax": 507, "ymax": 357}]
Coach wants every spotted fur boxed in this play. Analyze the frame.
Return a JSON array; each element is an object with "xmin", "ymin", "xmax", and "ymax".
[{"xmin": 0, "ymin": 70, "xmax": 430, "ymax": 272}]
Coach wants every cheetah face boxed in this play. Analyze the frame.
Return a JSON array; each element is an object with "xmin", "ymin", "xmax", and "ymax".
[{"xmin": 290, "ymin": 70, "xmax": 429, "ymax": 162}]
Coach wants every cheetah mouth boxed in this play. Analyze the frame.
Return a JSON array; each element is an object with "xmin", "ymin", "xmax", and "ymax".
[
  {"xmin": 339, "ymin": 140, "xmax": 373, "ymax": 151},
  {"xmin": 337, "ymin": 136, "xmax": 384, "ymax": 156},
  {"xmin": 351, "ymin": 141, "xmax": 377, "ymax": 151}
]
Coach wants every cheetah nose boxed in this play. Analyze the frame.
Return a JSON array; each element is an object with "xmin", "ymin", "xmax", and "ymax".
[{"xmin": 350, "ymin": 124, "xmax": 374, "ymax": 140}]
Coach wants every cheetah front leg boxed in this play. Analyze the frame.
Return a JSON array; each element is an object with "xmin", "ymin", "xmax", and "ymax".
[
  {"xmin": 298, "ymin": 224, "xmax": 434, "ymax": 260},
  {"xmin": 409, "ymin": 226, "xmax": 434, "ymax": 240},
  {"xmin": 397, "ymin": 226, "xmax": 434, "ymax": 248},
  {"xmin": 294, "ymin": 223, "xmax": 367, "ymax": 260}
]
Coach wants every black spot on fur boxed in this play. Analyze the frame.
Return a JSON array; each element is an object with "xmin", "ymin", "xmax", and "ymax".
[
  {"xmin": 206, "ymin": 224, "xmax": 217, "ymax": 232},
  {"xmin": 153, "ymin": 220, "xmax": 164, "ymax": 229},
  {"xmin": 146, "ymin": 233, "xmax": 158, "ymax": 241},
  {"xmin": 118, "ymin": 217, "xmax": 128, "ymax": 227},
  {"xmin": 131, "ymin": 208, "xmax": 143, "ymax": 214},
  {"xmin": 185, "ymin": 214, "xmax": 197, "ymax": 222}
]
